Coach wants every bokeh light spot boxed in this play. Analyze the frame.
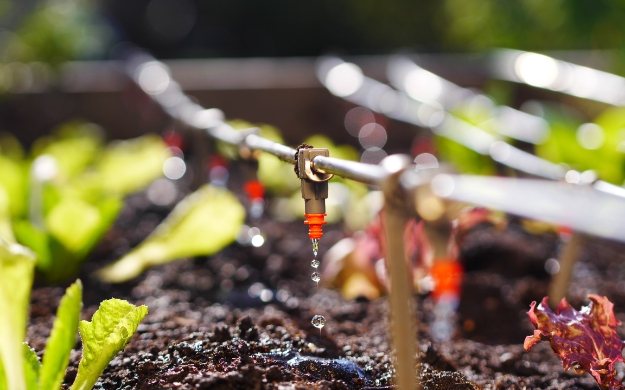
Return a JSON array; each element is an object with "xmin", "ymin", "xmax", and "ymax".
[
  {"xmin": 163, "ymin": 156, "xmax": 186, "ymax": 179},
  {"xmin": 358, "ymin": 123, "xmax": 387, "ymax": 149},
  {"xmin": 360, "ymin": 147, "xmax": 387, "ymax": 164},
  {"xmin": 138, "ymin": 62, "xmax": 170, "ymax": 95},
  {"xmin": 325, "ymin": 62, "xmax": 364, "ymax": 97},
  {"xmin": 576, "ymin": 123, "xmax": 605, "ymax": 150},
  {"xmin": 344, "ymin": 107, "xmax": 375, "ymax": 137},
  {"xmin": 515, "ymin": 53, "xmax": 559, "ymax": 88},
  {"xmin": 404, "ymin": 68, "xmax": 443, "ymax": 103}
]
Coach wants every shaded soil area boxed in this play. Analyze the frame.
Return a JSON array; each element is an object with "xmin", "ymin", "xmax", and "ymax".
[{"xmin": 26, "ymin": 189, "xmax": 625, "ymax": 389}]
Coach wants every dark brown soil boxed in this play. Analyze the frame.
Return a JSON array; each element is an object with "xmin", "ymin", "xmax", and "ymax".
[{"xmin": 26, "ymin": 188, "xmax": 625, "ymax": 390}]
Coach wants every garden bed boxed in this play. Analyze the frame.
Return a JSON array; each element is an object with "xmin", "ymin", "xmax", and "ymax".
[{"xmin": 25, "ymin": 185, "xmax": 625, "ymax": 389}]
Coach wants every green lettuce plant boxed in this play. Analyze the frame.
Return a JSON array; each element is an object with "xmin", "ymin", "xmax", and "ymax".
[
  {"xmin": 1, "ymin": 125, "xmax": 169, "ymax": 283},
  {"xmin": 98, "ymin": 184, "xmax": 245, "ymax": 283},
  {"xmin": 0, "ymin": 240, "xmax": 148, "ymax": 390}
]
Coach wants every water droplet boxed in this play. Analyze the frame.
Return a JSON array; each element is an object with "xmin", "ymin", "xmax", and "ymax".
[
  {"xmin": 311, "ymin": 272, "xmax": 321, "ymax": 283},
  {"xmin": 311, "ymin": 314, "xmax": 326, "ymax": 329},
  {"xmin": 311, "ymin": 238, "xmax": 319, "ymax": 257},
  {"xmin": 311, "ymin": 259, "xmax": 320, "ymax": 268}
]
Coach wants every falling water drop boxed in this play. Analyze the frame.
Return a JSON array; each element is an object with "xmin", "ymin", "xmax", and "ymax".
[
  {"xmin": 311, "ymin": 259, "xmax": 320, "ymax": 268},
  {"xmin": 311, "ymin": 238, "xmax": 319, "ymax": 257},
  {"xmin": 311, "ymin": 314, "xmax": 326, "ymax": 329},
  {"xmin": 311, "ymin": 272, "xmax": 321, "ymax": 283}
]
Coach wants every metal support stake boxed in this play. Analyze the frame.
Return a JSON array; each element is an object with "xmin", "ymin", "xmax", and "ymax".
[
  {"xmin": 548, "ymin": 232, "xmax": 585, "ymax": 309},
  {"xmin": 380, "ymin": 155, "xmax": 417, "ymax": 390}
]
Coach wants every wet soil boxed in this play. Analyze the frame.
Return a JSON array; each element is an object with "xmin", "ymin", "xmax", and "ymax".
[{"xmin": 26, "ymin": 189, "xmax": 625, "ymax": 389}]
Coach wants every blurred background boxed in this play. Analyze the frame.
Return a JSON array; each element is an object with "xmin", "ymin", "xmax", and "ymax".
[
  {"xmin": 2, "ymin": 0, "xmax": 625, "ymax": 164},
  {"xmin": 0, "ymin": 0, "xmax": 625, "ymax": 178},
  {"xmin": 4, "ymin": 0, "xmax": 625, "ymax": 59}
]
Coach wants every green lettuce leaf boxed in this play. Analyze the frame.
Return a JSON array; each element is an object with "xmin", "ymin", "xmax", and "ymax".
[
  {"xmin": 0, "ymin": 185, "xmax": 14, "ymax": 243},
  {"xmin": 0, "ymin": 240, "xmax": 36, "ymax": 390},
  {"xmin": 40, "ymin": 280, "xmax": 82, "ymax": 390},
  {"xmin": 23, "ymin": 343, "xmax": 40, "ymax": 390},
  {"xmin": 70, "ymin": 300, "xmax": 148, "ymax": 390},
  {"xmin": 0, "ymin": 155, "xmax": 26, "ymax": 218},
  {"xmin": 97, "ymin": 185, "xmax": 245, "ymax": 282},
  {"xmin": 31, "ymin": 123, "xmax": 103, "ymax": 180},
  {"xmin": 95, "ymin": 134, "xmax": 168, "ymax": 196},
  {"xmin": 12, "ymin": 221, "xmax": 51, "ymax": 271},
  {"xmin": 45, "ymin": 198, "xmax": 102, "ymax": 254},
  {"xmin": 22, "ymin": 195, "xmax": 122, "ymax": 283}
]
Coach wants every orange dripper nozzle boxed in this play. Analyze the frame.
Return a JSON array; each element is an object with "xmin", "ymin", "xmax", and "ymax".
[
  {"xmin": 430, "ymin": 260, "xmax": 464, "ymax": 301},
  {"xmin": 304, "ymin": 213, "xmax": 327, "ymax": 239}
]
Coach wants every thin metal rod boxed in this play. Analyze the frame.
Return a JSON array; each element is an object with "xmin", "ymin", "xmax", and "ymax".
[
  {"xmin": 312, "ymin": 155, "xmax": 387, "ymax": 185},
  {"xmin": 409, "ymin": 173, "xmax": 625, "ymax": 244},
  {"xmin": 244, "ymin": 134, "xmax": 297, "ymax": 164},
  {"xmin": 491, "ymin": 49, "xmax": 625, "ymax": 106},
  {"xmin": 126, "ymin": 52, "xmax": 396, "ymax": 185}
]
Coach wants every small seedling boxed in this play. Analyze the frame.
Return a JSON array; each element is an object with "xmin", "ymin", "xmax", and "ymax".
[
  {"xmin": 0, "ymin": 240, "xmax": 148, "ymax": 390},
  {"xmin": 524, "ymin": 295, "xmax": 624, "ymax": 389},
  {"xmin": 1, "ymin": 127, "xmax": 168, "ymax": 283}
]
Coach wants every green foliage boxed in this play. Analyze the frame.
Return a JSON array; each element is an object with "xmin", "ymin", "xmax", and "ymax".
[
  {"xmin": 0, "ymin": 186, "xmax": 15, "ymax": 242},
  {"xmin": 98, "ymin": 185, "xmax": 245, "ymax": 283},
  {"xmin": 96, "ymin": 135, "xmax": 169, "ymax": 196},
  {"xmin": 535, "ymin": 104, "xmax": 625, "ymax": 185},
  {"xmin": 435, "ymin": 137, "xmax": 496, "ymax": 175},
  {"xmin": 40, "ymin": 281, "xmax": 82, "ymax": 390},
  {"xmin": 0, "ymin": 126, "xmax": 166, "ymax": 283},
  {"xmin": 31, "ymin": 122, "xmax": 104, "ymax": 180},
  {"xmin": 14, "ymin": 193, "xmax": 123, "ymax": 284},
  {"xmin": 0, "ymin": 273, "xmax": 146, "ymax": 390},
  {"xmin": 2, "ymin": 0, "xmax": 110, "ymax": 67},
  {"xmin": 303, "ymin": 134, "xmax": 360, "ymax": 162},
  {"xmin": 0, "ymin": 154, "xmax": 27, "ymax": 218},
  {"xmin": 441, "ymin": 0, "xmax": 625, "ymax": 51},
  {"xmin": 71, "ymin": 300, "xmax": 148, "ymax": 390},
  {"xmin": 22, "ymin": 344, "xmax": 40, "ymax": 390},
  {"xmin": 0, "ymin": 240, "xmax": 36, "ymax": 390}
]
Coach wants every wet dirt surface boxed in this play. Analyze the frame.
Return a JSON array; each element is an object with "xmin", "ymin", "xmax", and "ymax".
[{"xmin": 25, "ymin": 190, "xmax": 625, "ymax": 389}]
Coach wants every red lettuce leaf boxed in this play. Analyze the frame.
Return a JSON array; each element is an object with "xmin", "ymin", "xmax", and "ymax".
[{"xmin": 524, "ymin": 295, "xmax": 625, "ymax": 389}]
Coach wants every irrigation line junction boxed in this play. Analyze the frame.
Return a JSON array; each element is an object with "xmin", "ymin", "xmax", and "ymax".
[{"xmin": 127, "ymin": 51, "xmax": 625, "ymax": 390}]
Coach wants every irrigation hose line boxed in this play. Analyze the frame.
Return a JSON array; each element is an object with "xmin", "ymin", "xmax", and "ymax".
[
  {"xmin": 127, "ymin": 53, "xmax": 394, "ymax": 185},
  {"xmin": 127, "ymin": 53, "xmax": 625, "ymax": 244}
]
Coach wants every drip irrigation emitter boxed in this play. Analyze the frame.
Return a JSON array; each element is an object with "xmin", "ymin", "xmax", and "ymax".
[
  {"xmin": 295, "ymin": 144, "xmax": 333, "ymax": 240},
  {"xmin": 414, "ymin": 179, "xmax": 463, "ymax": 342}
]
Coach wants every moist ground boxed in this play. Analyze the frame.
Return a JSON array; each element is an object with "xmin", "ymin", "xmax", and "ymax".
[{"xmin": 26, "ymin": 189, "xmax": 625, "ymax": 389}]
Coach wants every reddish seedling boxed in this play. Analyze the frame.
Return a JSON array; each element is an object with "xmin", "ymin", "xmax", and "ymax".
[{"xmin": 525, "ymin": 295, "xmax": 624, "ymax": 390}]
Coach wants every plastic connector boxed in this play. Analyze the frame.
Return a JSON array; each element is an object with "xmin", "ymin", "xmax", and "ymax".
[
  {"xmin": 304, "ymin": 213, "xmax": 327, "ymax": 239},
  {"xmin": 430, "ymin": 260, "xmax": 463, "ymax": 301},
  {"xmin": 244, "ymin": 180, "xmax": 265, "ymax": 201}
]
